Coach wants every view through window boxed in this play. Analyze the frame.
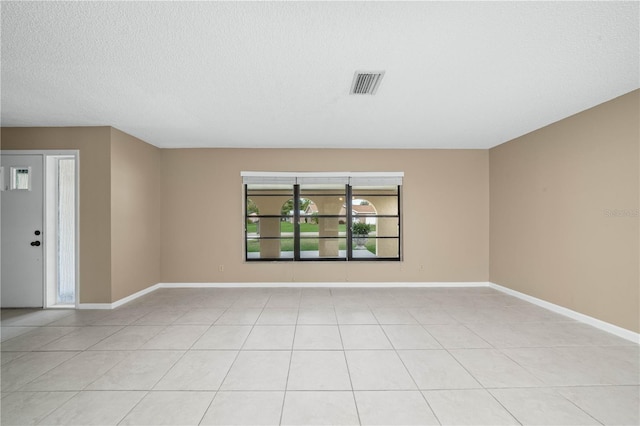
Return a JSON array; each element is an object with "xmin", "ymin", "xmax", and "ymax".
[{"xmin": 243, "ymin": 172, "xmax": 402, "ymax": 261}]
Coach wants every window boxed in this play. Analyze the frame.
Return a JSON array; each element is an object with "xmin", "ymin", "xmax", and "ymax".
[
  {"xmin": 243, "ymin": 172, "xmax": 402, "ymax": 261},
  {"xmin": 10, "ymin": 166, "xmax": 31, "ymax": 190}
]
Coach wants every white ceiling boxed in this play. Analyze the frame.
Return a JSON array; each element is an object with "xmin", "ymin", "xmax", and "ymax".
[{"xmin": 1, "ymin": 1, "xmax": 638, "ymax": 149}]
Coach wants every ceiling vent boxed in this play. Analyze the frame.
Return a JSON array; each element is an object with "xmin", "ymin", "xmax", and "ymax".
[{"xmin": 350, "ymin": 71, "xmax": 385, "ymax": 95}]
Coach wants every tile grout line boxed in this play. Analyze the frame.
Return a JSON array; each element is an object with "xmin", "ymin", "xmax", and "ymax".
[
  {"xmin": 278, "ymin": 291, "xmax": 302, "ymax": 426},
  {"xmin": 549, "ymin": 389, "xmax": 611, "ymax": 426},
  {"xmin": 423, "ymin": 305, "xmax": 527, "ymax": 426},
  {"xmin": 419, "ymin": 302, "xmax": 530, "ymax": 425},
  {"xmin": 331, "ymin": 290, "xmax": 363, "ymax": 426},
  {"xmin": 377, "ymin": 306, "xmax": 443, "ymax": 426},
  {"xmin": 6, "ymin": 312, "xmax": 139, "ymax": 393},
  {"xmin": 106, "ymin": 298, "xmax": 230, "ymax": 424},
  {"xmin": 115, "ymin": 303, "xmax": 238, "ymax": 426},
  {"xmin": 191, "ymin": 293, "xmax": 271, "ymax": 426},
  {"xmin": 9, "ymin": 351, "xmax": 82, "ymax": 394},
  {"xmin": 114, "ymin": 390, "xmax": 151, "ymax": 426},
  {"xmin": 488, "ymin": 337, "xmax": 609, "ymax": 426},
  {"xmin": 97, "ymin": 306, "xmax": 233, "ymax": 387}
]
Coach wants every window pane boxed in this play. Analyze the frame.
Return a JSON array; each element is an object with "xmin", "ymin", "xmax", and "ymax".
[
  {"xmin": 372, "ymin": 217, "xmax": 400, "ymax": 238},
  {"xmin": 298, "ymin": 184, "xmax": 347, "ymax": 260},
  {"xmin": 246, "ymin": 183, "xmax": 294, "ymax": 261},
  {"xmin": 246, "ymin": 237, "xmax": 295, "ymax": 260},
  {"xmin": 300, "ymin": 237, "xmax": 347, "ymax": 259},
  {"xmin": 351, "ymin": 193, "xmax": 399, "ymax": 216},
  {"xmin": 352, "ymin": 237, "xmax": 400, "ymax": 259},
  {"xmin": 349, "ymin": 185, "xmax": 400, "ymax": 260},
  {"xmin": 57, "ymin": 159, "xmax": 75, "ymax": 304},
  {"xmin": 299, "ymin": 187, "xmax": 346, "ymax": 218},
  {"xmin": 10, "ymin": 167, "xmax": 31, "ymax": 190}
]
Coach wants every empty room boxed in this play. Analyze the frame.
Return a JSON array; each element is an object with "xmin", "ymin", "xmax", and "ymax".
[{"xmin": 1, "ymin": 2, "xmax": 638, "ymax": 425}]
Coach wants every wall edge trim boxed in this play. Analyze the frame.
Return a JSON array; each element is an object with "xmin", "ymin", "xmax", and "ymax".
[
  {"xmin": 77, "ymin": 283, "xmax": 162, "ymax": 310},
  {"xmin": 77, "ymin": 303, "xmax": 113, "ymax": 310},
  {"xmin": 489, "ymin": 282, "xmax": 639, "ymax": 344},
  {"xmin": 157, "ymin": 282, "xmax": 489, "ymax": 289}
]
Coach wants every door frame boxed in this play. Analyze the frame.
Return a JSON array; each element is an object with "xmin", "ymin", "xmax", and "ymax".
[{"xmin": 1, "ymin": 150, "xmax": 80, "ymax": 309}]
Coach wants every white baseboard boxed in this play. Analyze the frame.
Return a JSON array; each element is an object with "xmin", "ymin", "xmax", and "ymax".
[
  {"xmin": 156, "ymin": 281, "xmax": 490, "ymax": 289},
  {"xmin": 489, "ymin": 282, "xmax": 639, "ymax": 344},
  {"xmin": 78, "ymin": 283, "xmax": 161, "ymax": 310},
  {"xmin": 77, "ymin": 303, "xmax": 113, "ymax": 310},
  {"xmin": 77, "ymin": 280, "xmax": 639, "ymax": 344}
]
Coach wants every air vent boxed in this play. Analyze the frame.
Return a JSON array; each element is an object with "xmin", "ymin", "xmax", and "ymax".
[{"xmin": 350, "ymin": 71, "xmax": 385, "ymax": 95}]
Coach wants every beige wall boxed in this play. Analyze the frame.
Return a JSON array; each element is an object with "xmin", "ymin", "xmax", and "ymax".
[
  {"xmin": 110, "ymin": 128, "xmax": 162, "ymax": 302},
  {"xmin": 1, "ymin": 127, "xmax": 112, "ymax": 303},
  {"xmin": 4, "ymin": 90, "xmax": 636, "ymax": 334},
  {"xmin": 490, "ymin": 90, "xmax": 640, "ymax": 332},
  {"xmin": 160, "ymin": 149, "xmax": 490, "ymax": 283},
  {"xmin": 1, "ymin": 126, "xmax": 162, "ymax": 303}
]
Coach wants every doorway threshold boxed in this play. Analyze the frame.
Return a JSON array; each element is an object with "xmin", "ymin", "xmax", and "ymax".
[{"xmin": 47, "ymin": 304, "xmax": 74, "ymax": 309}]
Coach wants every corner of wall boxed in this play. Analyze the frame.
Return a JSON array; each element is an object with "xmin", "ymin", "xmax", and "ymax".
[
  {"xmin": 109, "ymin": 129, "xmax": 162, "ymax": 302},
  {"xmin": 488, "ymin": 90, "xmax": 640, "ymax": 333}
]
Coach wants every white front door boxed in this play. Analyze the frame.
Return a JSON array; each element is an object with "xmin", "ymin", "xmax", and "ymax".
[{"xmin": 1, "ymin": 154, "xmax": 44, "ymax": 307}]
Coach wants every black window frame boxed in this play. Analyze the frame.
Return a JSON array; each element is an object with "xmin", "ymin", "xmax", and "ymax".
[{"xmin": 245, "ymin": 183, "xmax": 401, "ymax": 262}]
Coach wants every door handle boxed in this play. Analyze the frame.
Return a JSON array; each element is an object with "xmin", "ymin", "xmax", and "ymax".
[{"xmin": 30, "ymin": 241, "xmax": 41, "ymax": 247}]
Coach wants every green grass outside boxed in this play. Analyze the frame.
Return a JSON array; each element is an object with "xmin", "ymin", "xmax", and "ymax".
[
  {"xmin": 246, "ymin": 238, "xmax": 376, "ymax": 254},
  {"xmin": 246, "ymin": 221, "xmax": 376, "ymax": 234}
]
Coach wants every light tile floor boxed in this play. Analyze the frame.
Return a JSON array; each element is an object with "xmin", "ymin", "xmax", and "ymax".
[{"xmin": 1, "ymin": 287, "xmax": 638, "ymax": 425}]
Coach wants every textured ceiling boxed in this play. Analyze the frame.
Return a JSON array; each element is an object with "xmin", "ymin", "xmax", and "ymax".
[{"xmin": 1, "ymin": 1, "xmax": 638, "ymax": 149}]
